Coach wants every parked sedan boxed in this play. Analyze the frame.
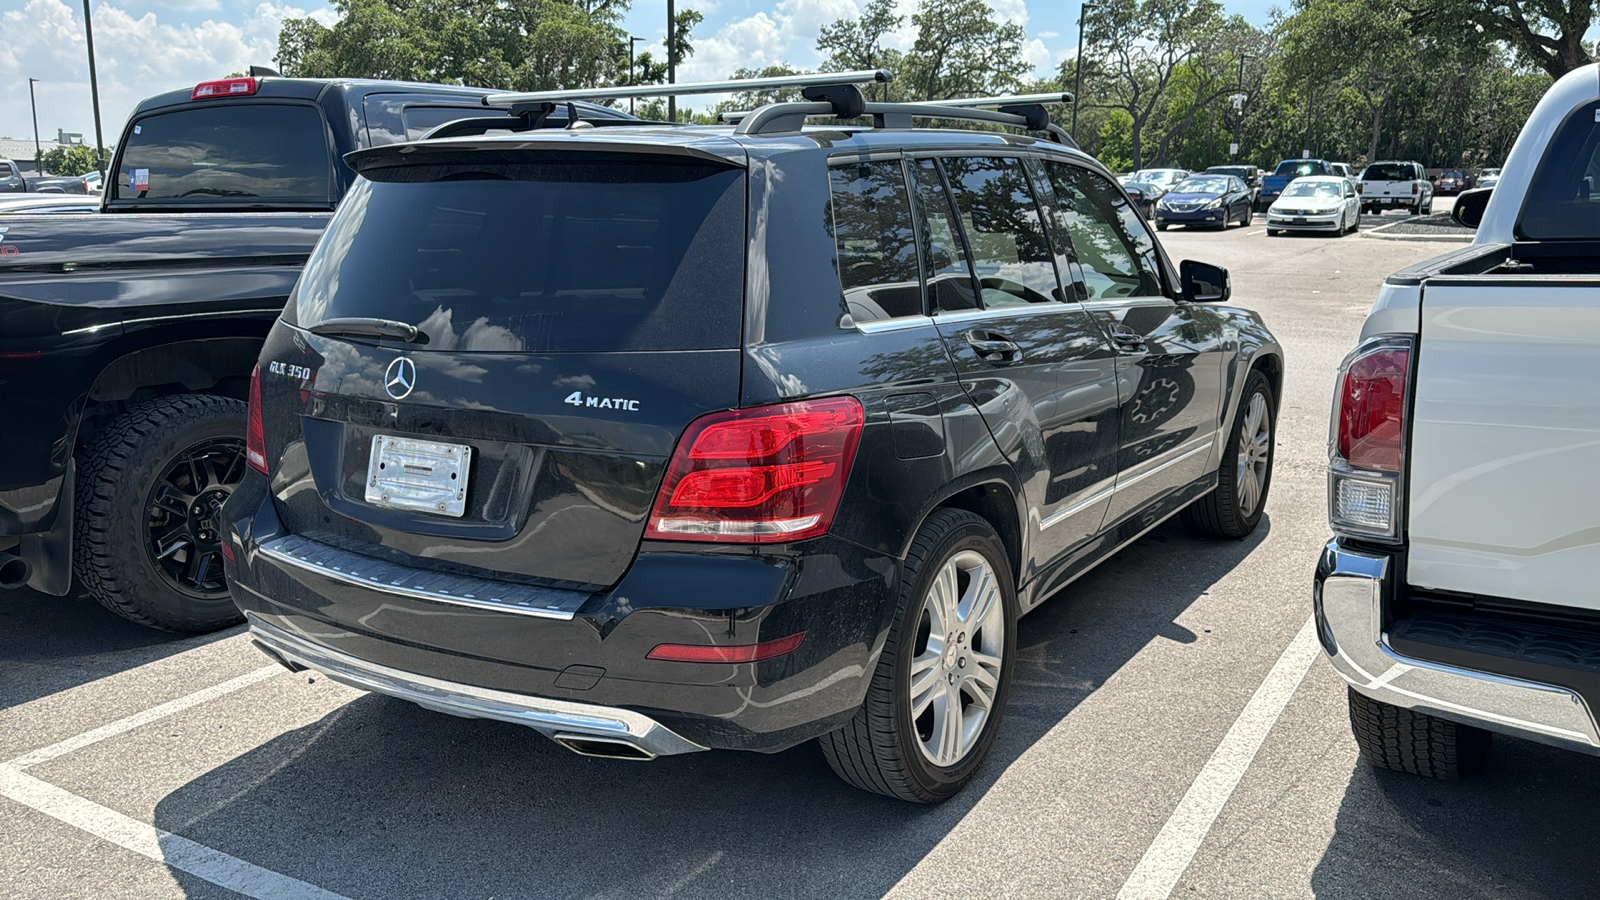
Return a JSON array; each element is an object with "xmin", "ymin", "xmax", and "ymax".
[
  {"xmin": 1130, "ymin": 167, "xmax": 1191, "ymax": 190},
  {"xmin": 1435, "ymin": 170, "xmax": 1474, "ymax": 194},
  {"xmin": 1265, "ymin": 175, "xmax": 1360, "ymax": 236},
  {"xmin": 1119, "ymin": 180, "xmax": 1163, "ymax": 219},
  {"xmin": 1155, "ymin": 174, "xmax": 1254, "ymax": 230}
]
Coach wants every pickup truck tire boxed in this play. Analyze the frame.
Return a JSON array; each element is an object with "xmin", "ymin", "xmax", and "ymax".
[
  {"xmin": 74, "ymin": 394, "xmax": 248, "ymax": 633},
  {"xmin": 819, "ymin": 508, "xmax": 1017, "ymax": 803},
  {"xmin": 1347, "ymin": 688, "xmax": 1491, "ymax": 779},
  {"xmin": 1182, "ymin": 369, "xmax": 1274, "ymax": 539}
]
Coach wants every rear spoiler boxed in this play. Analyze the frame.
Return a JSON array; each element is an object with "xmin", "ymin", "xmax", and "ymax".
[{"xmin": 344, "ymin": 136, "xmax": 747, "ymax": 176}]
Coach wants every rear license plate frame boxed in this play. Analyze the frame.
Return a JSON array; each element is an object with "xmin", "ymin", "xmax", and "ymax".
[{"xmin": 365, "ymin": 435, "xmax": 472, "ymax": 518}]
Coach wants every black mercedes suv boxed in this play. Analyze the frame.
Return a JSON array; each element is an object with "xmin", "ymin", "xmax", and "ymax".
[{"xmin": 223, "ymin": 73, "xmax": 1283, "ymax": 802}]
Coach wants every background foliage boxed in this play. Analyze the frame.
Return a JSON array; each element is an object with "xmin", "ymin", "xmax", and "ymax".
[{"xmin": 278, "ymin": 0, "xmax": 1582, "ymax": 170}]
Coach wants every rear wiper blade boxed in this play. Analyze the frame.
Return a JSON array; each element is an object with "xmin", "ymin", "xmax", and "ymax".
[{"xmin": 306, "ymin": 317, "xmax": 428, "ymax": 344}]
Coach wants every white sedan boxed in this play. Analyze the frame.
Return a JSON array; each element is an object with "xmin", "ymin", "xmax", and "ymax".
[{"xmin": 1265, "ymin": 175, "xmax": 1361, "ymax": 236}]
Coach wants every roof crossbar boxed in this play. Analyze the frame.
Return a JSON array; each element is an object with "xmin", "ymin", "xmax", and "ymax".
[
  {"xmin": 726, "ymin": 97, "xmax": 1078, "ymax": 147},
  {"xmin": 482, "ymin": 69, "xmax": 891, "ymax": 107}
]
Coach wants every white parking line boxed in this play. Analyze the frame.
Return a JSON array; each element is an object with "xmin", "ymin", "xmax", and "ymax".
[
  {"xmin": 1246, "ymin": 229, "xmax": 1266, "ymax": 235},
  {"xmin": 0, "ymin": 765, "xmax": 350, "ymax": 900},
  {"xmin": 1116, "ymin": 616, "xmax": 1321, "ymax": 900},
  {"xmin": 7, "ymin": 664, "xmax": 282, "ymax": 769}
]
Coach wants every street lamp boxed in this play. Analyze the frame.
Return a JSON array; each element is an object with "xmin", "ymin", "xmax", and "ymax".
[
  {"xmin": 1071, "ymin": 2, "xmax": 1096, "ymax": 141},
  {"xmin": 27, "ymin": 78, "xmax": 42, "ymax": 174},
  {"xmin": 1231, "ymin": 54, "xmax": 1253, "ymax": 163},
  {"xmin": 82, "ymin": 0, "xmax": 106, "ymax": 175},
  {"xmin": 629, "ymin": 36, "xmax": 646, "ymax": 115}
]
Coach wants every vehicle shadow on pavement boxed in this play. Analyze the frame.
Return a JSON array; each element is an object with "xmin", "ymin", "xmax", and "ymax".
[
  {"xmin": 148, "ymin": 517, "xmax": 1269, "ymax": 900},
  {"xmin": 1311, "ymin": 739, "xmax": 1600, "ymax": 899},
  {"xmin": 0, "ymin": 588, "xmax": 240, "ymax": 710}
]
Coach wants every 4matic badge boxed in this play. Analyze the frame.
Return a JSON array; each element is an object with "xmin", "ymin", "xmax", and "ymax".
[{"xmin": 564, "ymin": 391, "xmax": 639, "ymax": 412}]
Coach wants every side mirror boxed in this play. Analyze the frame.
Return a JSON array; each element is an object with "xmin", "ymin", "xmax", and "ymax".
[
  {"xmin": 1452, "ymin": 187, "xmax": 1492, "ymax": 229},
  {"xmin": 1180, "ymin": 260, "xmax": 1230, "ymax": 303}
]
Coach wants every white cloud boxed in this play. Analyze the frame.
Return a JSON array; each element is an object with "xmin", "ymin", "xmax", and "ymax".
[
  {"xmin": 153, "ymin": 0, "xmax": 224, "ymax": 12},
  {"xmin": 0, "ymin": 0, "xmax": 333, "ymax": 145},
  {"xmin": 1038, "ymin": 29, "xmax": 1059, "ymax": 39}
]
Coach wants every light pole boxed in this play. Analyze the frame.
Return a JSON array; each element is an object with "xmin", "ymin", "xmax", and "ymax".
[
  {"xmin": 82, "ymin": 0, "xmax": 107, "ymax": 175},
  {"xmin": 666, "ymin": 0, "xmax": 677, "ymax": 123},
  {"xmin": 629, "ymin": 36, "xmax": 645, "ymax": 115},
  {"xmin": 27, "ymin": 78, "xmax": 42, "ymax": 174},
  {"xmin": 1071, "ymin": 2, "xmax": 1096, "ymax": 141},
  {"xmin": 1231, "ymin": 54, "xmax": 1252, "ymax": 163}
]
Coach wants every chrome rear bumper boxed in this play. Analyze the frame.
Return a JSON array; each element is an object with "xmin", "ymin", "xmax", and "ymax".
[
  {"xmin": 1314, "ymin": 539, "xmax": 1600, "ymax": 754},
  {"xmin": 248, "ymin": 616, "xmax": 708, "ymax": 759}
]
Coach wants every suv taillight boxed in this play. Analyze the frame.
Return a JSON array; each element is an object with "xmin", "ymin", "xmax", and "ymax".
[
  {"xmin": 1328, "ymin": 336, "xmax": 1412, "ymax": 541},
  {"xmin": 645, "ymin": 397, "xmax": 864, "ymax": 543},
  {"xmin": 246, "ymin": 364, "xmax": 268, "ymax": 474}
]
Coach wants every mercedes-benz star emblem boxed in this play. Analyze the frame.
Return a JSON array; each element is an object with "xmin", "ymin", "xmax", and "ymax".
[{"xmin": 384, "ymin": 356, "xmax": 416, "ymax": 400}]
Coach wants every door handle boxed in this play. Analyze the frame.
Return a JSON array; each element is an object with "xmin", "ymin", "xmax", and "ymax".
[
  {"xmin": 1109, "ymin": 325, "xmax": 1147, "ymax": 352},
  {"xmin": 964, "ymin": 329, "xmax": 1023, "ymax": 363}
]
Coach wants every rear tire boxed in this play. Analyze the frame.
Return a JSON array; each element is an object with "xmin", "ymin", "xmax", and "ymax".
[
  {"xmin": 1348, "ymin": 688, "xmax": 1491, "ymax": 779},
  {"xmin": 1182, "ymin": 369, "xmax": 1274, "ymax": 539},
  {"xmin": 74, "ymin": 394, "xmax": 248, "ymax": 633},
  {"xmin": 819, "ymin": 509, "xmax": 1017, "ymax": 803}
]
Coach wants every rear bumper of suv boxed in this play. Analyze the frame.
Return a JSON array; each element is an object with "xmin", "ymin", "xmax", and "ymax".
[
  {"xmin": 224, "ymin": 479, "xmax": 898, "ymax": 756},
  {"xmin": 1314, "ymin": 538, "xmax": 1600, "ymax": 755}
]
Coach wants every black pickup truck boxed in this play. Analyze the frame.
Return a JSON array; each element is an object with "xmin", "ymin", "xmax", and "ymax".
[{"xmin": 0, "ymin": 74, "xmax": 630, "ymax": 631}]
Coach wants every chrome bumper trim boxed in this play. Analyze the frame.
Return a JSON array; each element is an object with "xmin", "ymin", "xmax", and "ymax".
[
  {"xmin": 257, "ymin": 534, "xmax": 586, "ymax": 620},
  {"xmin": 248, "ymin": 616, "xmax": 708, "ymax": 757},
  {"xmin": 1314, "ymin": 539, "xmax": 1600, "ymax": 753}
]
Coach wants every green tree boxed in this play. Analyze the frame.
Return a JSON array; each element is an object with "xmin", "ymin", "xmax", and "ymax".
[
  {"xmin": 1406, "ymin": 0, "xmax": 1593, "ymax": 80},
  {"xmin": 903, "ymin": 0, "xmax": 1031, "ymax": 101},
  {"xmin": 40, "ymin": 145, "xmax": 101, "ymax": 177},
  {"xmin": 816, "ymin": 0, "xmax": 904, "ymax": 100}
]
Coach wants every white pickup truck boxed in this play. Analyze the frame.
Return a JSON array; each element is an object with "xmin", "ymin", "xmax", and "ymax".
[
  {"xmin": 1316, "ymin": 63, "xmax": 1600, "ymax": 778},
  {"xmin": 1357, "ymin": 160, "xmax": 1432, "ymax": 214}
]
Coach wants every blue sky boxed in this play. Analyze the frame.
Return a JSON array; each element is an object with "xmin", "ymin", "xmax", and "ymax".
[{"xmin": 0, "ymin": 0, "xmax": 1284, "ymax": 148}]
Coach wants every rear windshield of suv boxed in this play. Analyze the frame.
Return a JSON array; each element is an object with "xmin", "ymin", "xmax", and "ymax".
[
  {"xmin": 111, "ymin": 103, "xmax": 332, "ymax": 205},
  {"xmin": 1274, "ymin": 161, "xmax": 1327, "ymax": 177},
  {"xmin": 1363, "ymin": 164, "xmax": 1414, "ymax": 181},
  {"xmin": 293, "ymin": 161, "xmax": 746, "ymax": 352},
  {"xmin": 1518, "ymin": 100, "xmax": 1600, "ymax": 241}
]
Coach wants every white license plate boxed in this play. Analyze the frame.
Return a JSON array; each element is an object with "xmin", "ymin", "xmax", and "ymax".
[{"xmin": 365, "ymin": 435, "xmax": 472, "ymax": 517}]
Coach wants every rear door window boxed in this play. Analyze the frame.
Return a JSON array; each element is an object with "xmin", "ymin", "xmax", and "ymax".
[
  {"xmin": 1041, "ymin": 162, "xmax": 1165, "ymax": 301},
  {"xmin": 1518, "ymin": 99, "xmax": 1600, "ymax": 240},
  {"xmin": 111, "ymin": 104, "xmax": 332, "ymax": 205},
  {"xmin": 827, "ymin": 160, "xmax": 924, "ymax": 323},
  {"xmin": 939, "ymin": 156, "xmax": 1064, "ymax": 308},
  {"xmin": 911, "ymin": 159, "xmax": 979, "ymax": 313},
  {"xmin": 294, "ymin": 161, "xmax": 747, "ymax": 352}
]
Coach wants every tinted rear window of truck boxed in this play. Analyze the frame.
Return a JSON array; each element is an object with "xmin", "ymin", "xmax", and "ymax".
[
  {"xmin": 111, "ymin": 103, "xmax": 333, "ymax": 205},
  {"xmin": 1363, "ymin": 164, "xmax": 1413, "ymax": 181},
  {"xmin": 1518, "ymin": 99, "xmax": 1600, "ymax": 241},
  {"xmin": 293, "ymin": 162, "xmax": 746, "ymax": 352}
]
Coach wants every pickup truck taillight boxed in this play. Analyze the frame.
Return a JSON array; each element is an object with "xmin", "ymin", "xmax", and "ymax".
[
  {"xmin": 192, "ymin": 77, "xmax": 257, "ymax": 100},
  {"xmin": 1328, "ymin": 336, "xmax": 1412, "ymax": 542},
  {"xmin": 246, "ymin": 364, "xmax": 268, "ymax": 474},
  {"xmin": 645, "ymin": 397, "xmax": 864, "ymax": 543},
  {"xmin": 1356, "ymin": 183, "xmax": 1364, "ymax": 193}
]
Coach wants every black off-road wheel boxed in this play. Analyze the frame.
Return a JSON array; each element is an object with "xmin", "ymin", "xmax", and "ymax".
[
  {"xmin": 74, "ymin": 394, "xmax": 248, "ymax": 633},
  {"xmin": 1348, "ymin": 688, "xmax": 1491, "ymax": 779},
  {"xmin": 1182, "ymin": 369, "xmax": 1275, "ymax": 539},
  {"xmin": 819, "ymin": 509, "xmax": 1018, "ymax": 803}
]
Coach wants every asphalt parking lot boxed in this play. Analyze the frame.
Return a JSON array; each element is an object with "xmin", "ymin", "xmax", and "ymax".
[{"xmin": 8, "ymin": 204, "xmax": 1595, "ymax": 900}]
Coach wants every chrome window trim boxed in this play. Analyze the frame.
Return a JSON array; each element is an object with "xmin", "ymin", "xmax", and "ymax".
[
  {"xmin": 854, "ymin": 315, "xmax": 936, "ymax": 334},
  {"xmin": 1077, "ymin": 297, "xmax": 1173, "ymax": 312},
  {"xmin": 62, "ymin": 307, "xmax": 286, "ymax": 336}
]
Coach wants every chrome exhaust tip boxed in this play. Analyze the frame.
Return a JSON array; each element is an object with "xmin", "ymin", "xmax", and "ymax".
[
  {"xmin": 552, "ymin": 733, "xmax": 657, "ymax": 761},
  {"xmin": 0, "ymin": 552, "xmax": 31, "ymax": 590}
]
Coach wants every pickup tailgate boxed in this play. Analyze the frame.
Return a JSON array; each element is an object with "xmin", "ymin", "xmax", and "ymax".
[{"xmin": 1408, "ymin": 279, "xmax": 1600, "ymax": 609}]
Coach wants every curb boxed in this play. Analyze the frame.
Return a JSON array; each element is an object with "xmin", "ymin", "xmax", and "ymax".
[{"xmin": 1361, "ymin": 226, "xmax": 1473, "ymax": 243}]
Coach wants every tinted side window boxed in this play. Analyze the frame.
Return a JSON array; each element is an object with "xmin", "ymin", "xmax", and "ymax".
[
  {"xmin": 827, "ymin": 161, "xmax": 923, "ymax": 323},
  {"xmin": 1518, "ymin": 99, "xmax": 1600, "ymax": 240},
  {"xmin": 402, "ymin": 106, "xmax": 496, "ymax": 140},
  {"xmin": 112, "ymin": 104, "xmax": 331, "ymax": 204},
  {"xmin": 1042, "ymin": 162, "xmax": 1164, "ymax": 301},
  {"xmin": 911, "ymin": 159, "xmax": 978, "ymax": 313},
  {"xmin": 940, "ymin": 156, "xmax": 1063, "ymax": 308}
]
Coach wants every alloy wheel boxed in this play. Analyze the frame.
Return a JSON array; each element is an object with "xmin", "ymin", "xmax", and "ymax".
[
  {"xmin": 907, "ymin": 549, "xmax": 1006, "ymax": 767},
  {"xmin": 145, "ymin": 438, "xmax": 246, "ymax": 597},
  {"xmin": 1235, "ymin": 392, "xmax": 1271, "ymax": 516}
]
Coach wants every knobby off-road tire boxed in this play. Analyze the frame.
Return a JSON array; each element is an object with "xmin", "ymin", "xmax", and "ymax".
[
  {"xmin": 1182, "ymin": 369, "xmax": 1275, "ymax": 539},
  {"xmin": 74, "ymin": 394, "xmax": 249, "ymax": 633},
  {"xmin": 819, "ymin": 509, "xmax": 1018, "ymax": 803},
  {"xmin": 1348, "ymin": 688, "xmax": 1491, "ymax": 779}
]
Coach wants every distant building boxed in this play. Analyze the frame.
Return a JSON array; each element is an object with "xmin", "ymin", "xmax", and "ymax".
[{"xmin": 0, "ymin": 137, "xmax": 85, "ymax": 174}]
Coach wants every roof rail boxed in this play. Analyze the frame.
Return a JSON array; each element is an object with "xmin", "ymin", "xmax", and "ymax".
[{"xmin": 481, "ymin": 69, "xmax": 891, "ymax": 107}]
